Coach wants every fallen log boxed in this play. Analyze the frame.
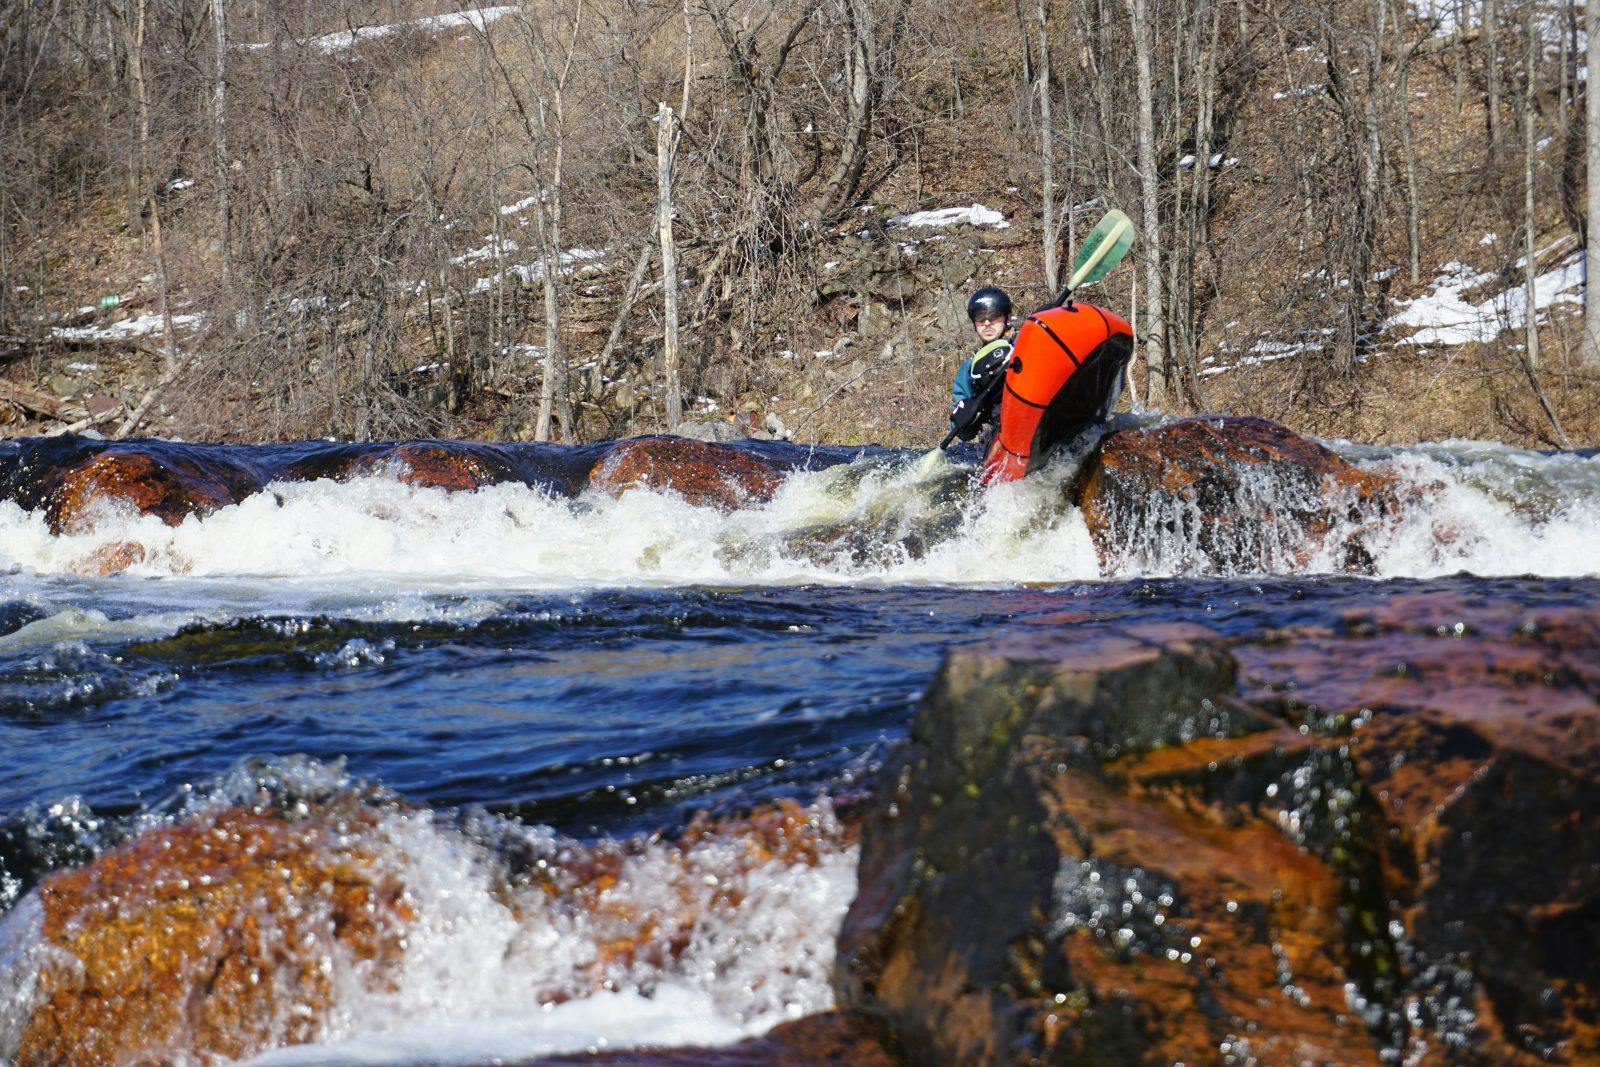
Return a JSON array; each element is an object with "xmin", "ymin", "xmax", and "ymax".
[{"xmin": 0, "ymin": 378, "xmax": 89, "ymax": 422}]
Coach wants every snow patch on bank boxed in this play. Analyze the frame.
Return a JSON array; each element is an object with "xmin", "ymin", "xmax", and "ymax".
[
  {"xmin": 1385, "ymin": 252, "xmax": 1585, "ymax": 347},
  {"xmin": 888, "ymin": 204, "xmax": 1009, "ymax": 230},
  {"xmin": 51, "ymin": 311, "xmax": 201, "ymax": 343},
  {"xmin": 247, "ymin": 6, "xmax": 521, "ymax": 55}
]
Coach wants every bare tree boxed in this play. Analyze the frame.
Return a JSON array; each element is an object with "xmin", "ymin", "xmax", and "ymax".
[
  {"xmin": 1037, "ymin": 0, "xmax": 1059, "ymax": 294},
  {"xmin": 657, "ymin": 101, "xmax": 683, "ymax": 427},
  {"xmin": 1586, "ymin": 0, "xmax": 1600, "ymax": 367},
  {"xmin": 1126, "ymin": 0, "xmax": 1166, "ymax": 404}
]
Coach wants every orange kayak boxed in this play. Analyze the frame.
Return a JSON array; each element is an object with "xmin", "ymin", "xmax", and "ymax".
[{"xmin": 983, "ymin": 302, "xmax": 1133, "ymax": 483}]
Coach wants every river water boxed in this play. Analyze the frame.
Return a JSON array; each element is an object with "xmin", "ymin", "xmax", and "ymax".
[{"xmin": 0, "ymin": 429, "xmax": 1596, "ymax": 1063}]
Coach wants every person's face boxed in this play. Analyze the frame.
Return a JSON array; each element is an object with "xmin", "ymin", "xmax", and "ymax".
[{"xmin": 973, "ymin": 314, "xmax": 1007, "ymax": 342}]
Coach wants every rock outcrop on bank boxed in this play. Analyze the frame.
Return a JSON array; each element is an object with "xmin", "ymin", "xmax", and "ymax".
[{"xmin": 836, "ymin": 592, "xmax": 1600, "ymax": 1064}]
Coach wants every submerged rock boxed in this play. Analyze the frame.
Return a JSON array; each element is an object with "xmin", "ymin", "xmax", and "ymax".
[
  {"xmin": 838, "ymin": 597, "xmax": 1600, "ymax": 1064},
  {"xmin": 13, "ymin": 801, "xmax": 412, "ymax": 1066},
  {"xmin": 6, "ymin": 795, "xmax": 858, "ymax": 1066},
  {"xmin": 1075, "ymin": 415, "xmax": 1403, "ymax": 573},
  {"xmin": 70, "ymin": 539, "xmax": 147, "ymax": 576},
  {"xmin": 589, "ymin": 436, "xmax": 784, "ymax": 510},
  {"xmin": 279, "ymin": 440, "xmax": 520, "ymax": 491},
  {"xmin": 45, "ymin": 449, "xmax": 262, "ymax": 535},
  {"xmin": 524, "ymin": 1011, "xmax": 895, "ymax": 1065}
]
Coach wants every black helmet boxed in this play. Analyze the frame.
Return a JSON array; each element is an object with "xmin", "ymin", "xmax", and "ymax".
[{"xmin": 967, "ymin": 286, "xmax": 1012, "ymax": 322}]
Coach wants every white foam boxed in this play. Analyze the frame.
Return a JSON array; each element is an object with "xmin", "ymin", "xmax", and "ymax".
[
  {"xmin": 242, "ymin": 986, "xmax": 747, "ymax": 1065},
  {"xmin": 0, "ymin": 454, "xmax": 1102, "ymax": 588},
  {"xmin": 246, "ymin": 795, "xmax": 853, "ymax": 1064},
  {"xmin": 1, "ymin": 442, "xmax": 1595, "ymax": 590}
]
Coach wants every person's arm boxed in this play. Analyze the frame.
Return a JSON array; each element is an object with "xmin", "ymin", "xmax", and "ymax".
[{"xmin": 949, "ymin": 357, "xmax": 976, "ymax": 427}]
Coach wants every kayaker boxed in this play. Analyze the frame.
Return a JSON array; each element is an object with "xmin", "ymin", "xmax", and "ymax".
[{"xmin": 948, "ymin": 286, "xmax": 1014, "ymax": 444}]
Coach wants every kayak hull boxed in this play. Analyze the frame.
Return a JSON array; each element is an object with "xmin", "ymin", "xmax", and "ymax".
[{"xmin": 983, "ymin": 303, "xmax": 1133, "ymax": 483}]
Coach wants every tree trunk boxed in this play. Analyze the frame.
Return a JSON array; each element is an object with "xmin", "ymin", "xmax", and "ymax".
[
  {"xmin": 210, "ymin": 0, "xmax": 230, "ymax": 286},
  {"xmin": 1127, "ymin": 0, "xmax": 1166, "ymax": 403},
  {"xmin": 1395, "ymin": 5, "xmax": 1421, "ymax": 285},
  {"xmin": 817, "ymin": 0, "xmax": 881, "ymax": 217},
  {"xmin": 657, "ymin": 102, "xmax": 683, "ymax": 429},
  {"xmin": 1038, "ymin": 0, "xmax": 1058, "ymax": 294},
  {"xmin": 597, "ymin": 242, "xmax": 655, "ymax": 377},
  {"xmin": 1522, "ymin": 2, "xmax": 1570, "ymax": 445},
  {"xmin": 1523, "ymin": 2, "xmax": 1541, "ymax": 371},
  {"xmin": 1585, "ymin": 0, "xmax": 1600, "ymax": 367},
  {"xmin": 127, "ymin": 0, "xmax": 178, "ymax": 382},
  {"xmin": 1485, "ymin": 0, "xmax": 1501, "ymax": 157}
]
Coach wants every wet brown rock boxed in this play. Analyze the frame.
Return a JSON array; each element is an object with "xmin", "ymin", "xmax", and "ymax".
[
  {"xmin": 839, "ymin": 598, "xmax": 1600, "ymax": 1064},
  {"xmin": 71, "ymin": 540, "xmax": 146, "ymax": 576},
  {"xmin": 589, "ymin": 436, "xmax": 783, "ymax": 510},
  {"xmin": 1075, "ymin": 415, "xmax": 1404, "ymax": 573},
  {"xmin": 523, "ymin": 1011, "xmax": 896, "ymax": 1065},
  {"xmin": 15, "ymin": 803, "xmax": 413, "ymax": 1066},
  {"xmin": 383, "ymin": 442, "xmax": 507, "ymax": 490},
  {"xmin": 269, "ymin": 440, "xmax": 524, "ymax": 491},
  {"xmin": 45, "ymin": 450, "xmax": 261, "ymax": 535},
  {"xmin": 1236, "ymin": 592, "xmax": 1600, "ymax": 1063},
  {"xmin": 282, "ymin": 441, "xmax": 514, "ymax": 491},
  {"xmin": 836, "ymin": 622, "xmax": 1380, "ymax": 1064}
]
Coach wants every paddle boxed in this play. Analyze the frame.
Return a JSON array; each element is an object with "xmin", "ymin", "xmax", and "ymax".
[{"xmin": 922, "ymin": 209, "xmax": 1136, "ymax": 464}]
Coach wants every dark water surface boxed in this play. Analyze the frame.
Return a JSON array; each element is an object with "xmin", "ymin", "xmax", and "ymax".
[{"xmin": 6, "ymin": 574, "xmax": 1595, "ymax": 849}]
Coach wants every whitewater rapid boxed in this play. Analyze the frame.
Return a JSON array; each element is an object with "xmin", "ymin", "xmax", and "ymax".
[
  {"xmin": 0, "ymin": 439, "xmax": 1595, "ymax": 588},
  {"xmin": 0, "ymin": 757, "xmax": 857, "ymax": 1065},
  {"xmin": 1, "ymin": 432, "xmax": 1597, "ymax": 1066}
]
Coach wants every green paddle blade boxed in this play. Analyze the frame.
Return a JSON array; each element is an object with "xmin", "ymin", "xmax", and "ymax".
[{"xmin": 1067, "ymin": 209, "xmax": 1135, "ymax": 291}]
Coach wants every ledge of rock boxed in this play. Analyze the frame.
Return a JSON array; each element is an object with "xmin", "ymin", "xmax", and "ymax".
[
  {"xmin": 279, "ymin": 440, "xmax": 520, "ymax": 491},
  {"xmin": 45, "ymin": 448, "xmax": 262, "ymax": 535},
  {"xmin": 588, "ymin": 436, "xmax": 784, "ymax": 510},
  {"xmin": 13, "ymin": 801, "xmax": 412, "ymax": 1066},
  {"xmin": 1075, "ymin": 415, "xmax": 1404, "ymax": 573},
  {"xmin": 837, "ymin": 594, "xmax": 1600, "ymax": 1064}
]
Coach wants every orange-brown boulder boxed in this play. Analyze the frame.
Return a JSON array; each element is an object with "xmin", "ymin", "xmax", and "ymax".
[
  {"xmin": 281, "ymin": 441, "xmax": 516, "ymax": 491},
  {"xmin": 387, "ymin": 442, "xmax": 505, "ymax": 490},
  {"xmin": 838, "ymin": 597, "xmax": 1600, "ymax": 1064},
  {"xmin": 13, "ymin": 802, "xmax": 412, "ymax": 1066},
  {"xmin": 588, "ymin": 437, "xmax": 784, "ymax": 511},
  {"xmin": 1075, "ymin": 415, "xmax": 1404, "ymax": 573},
  {"xmin": 45, "ymin": 449, "xmax": 261, "ymax": 535},
  {"xmin": 70, "ymin": 540, "xmax": 147, "ymax": 576},
  {"xmin": 1235, "ymin": 592, "xmax": 1600, "ymax": 1063},
  {"xmin": 837, "ymin": 623, "xmax": 1379, "ymax": 1064}
]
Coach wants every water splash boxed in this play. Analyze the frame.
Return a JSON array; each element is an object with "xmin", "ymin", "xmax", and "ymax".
[
  {"xmin": 0, "ymin": 438, "xmax": 1592, "ymax": 586},
  {"xmin": 0, "ymin": 757, "xmax": 857, "ymax": 1065}
]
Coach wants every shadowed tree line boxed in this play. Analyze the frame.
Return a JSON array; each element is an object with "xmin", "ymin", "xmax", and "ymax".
[{"xmin": 0, "ymin": 0, "xmax": 1594, "ymax": 444}]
